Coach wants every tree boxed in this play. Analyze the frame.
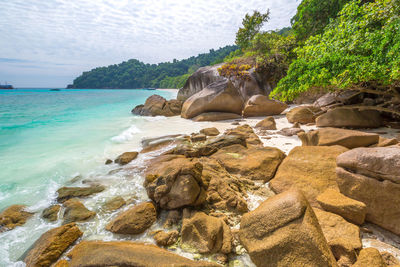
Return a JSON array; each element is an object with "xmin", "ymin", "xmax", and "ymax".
[{"xmin": 235, "ymin": 10, "xmax": 270, "ymax": 50}]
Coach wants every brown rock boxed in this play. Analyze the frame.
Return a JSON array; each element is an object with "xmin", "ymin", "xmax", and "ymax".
[
  {"xmin": 132, "ymin": 95, "xmax": 182, "ymax": 117},
  {"xmin": 190, "ymin": 133, "xmax": 206, "ymax": 142},
  {"xmin": 105, "ymin": 159, "xmax": 112, "ymax": 165},
  {"xmin": 224, "ymin": 124, "xmax": 262, "ymax": 147},
  {"xmin": 298, "ymin": 128, "xmax": 379, "ymax": 149},
  {"xmin": 377, "ymin": 136, "xmax": 399, "ymax": 147},
  {"xmin": 145, "ymin": 155, "xmax": 206, "ymax": 209},
  {"xmin": 242, "ymin": 95, "xmax": 287, "ymax": 117},
  {"xmin": 53, "ymin": 259, "xmax": 69, "ymax": 267},
  {"xmin": 269, "ymin": 145, "xmax": 348, "ymax": 207},
  {"xmin": 255, "ymin": 116, "xmax": 277, "ymax": 130},
  {"xmin": 239, "ymin": 190, "xmax": 337, "ymax": 267},
  {"xmin": 381, "ymin": 251, "xmax": 400, "ymax": 266},
  {"xmin": 352, "ymin": 248, "xmax": 386, "ymax": 267},
  {"xmin": 181, "ymin": 80, "xmax": 244, "ymax": 119},
  {"xmin": 200, "ymin": 127, "xmax": 220, "ymax": 136},
  {"xmin": 63, "ymin": 199, "xmax": 95, "ymax": 224},
  {"xmin": 316, "ymin": 189, "xmax": 366, "ymax": 225},
  {"xmin": 316, "ymin": 107, "xmax": 382, "ymax": 128},
  {"xmin": 42, "ymin": 205, "xmax": 61, "ymax": 222},
  {"xmin": 286, "ymin": 105, "xmax": 321, "ymax": 124},
  {"xmin": 24, "ymin": 223, "xmax": 82, "ymax": 267},
  {"xmin": 114, "ymin": 151, "xmax": 138, "ymax": 165},
  {"xmin": 0, "ymin": 205, "xmax": 33, "ymax": 233},
  {"xmin": 153, "ymin": 230, "xmax": 179, "ymax": 246},
  {"xmin": 181, "ymin": 211, "xmax": 232, "ymax": 254},
  {"xmin": 278, "ymin": 127, "xmax": 305, "ymax": 136},
  {"xmin": 329, "ymin": 238, "xmax": 358, "ymax": 267},
  {"xmin": 192, "ymin": 112, "xmax": 242, "ymax": 122},
  {"xmin": 102, "ymin": 196, "xmax": 126, "ymax": 212},
  {"xmin": 56, "ymin": 185, "xmax": 105, "ymax": 202},
  {"xmin": 210, "ymin": 144, "xmax": 285, "ymax": 182},
  {"xmin": 163, "ymin": 210, "xmax": 182, "ymax": 228},
  {"xmin": 66, "ymin": 241, "xmax": 219, "ymax": 267},
  {"xmin": 106, "ymin": 202, "xmax": 156, "ymax": 235}
]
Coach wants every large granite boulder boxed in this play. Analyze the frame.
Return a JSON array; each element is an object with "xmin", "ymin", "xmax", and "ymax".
[
  {"xmin": 0, "ymin": 205, "xmax": 33, "ymax": 233},
  {"xmin": 181, "ymin": 211, "xmax": 232, "ymax": 254},
  {"xmin": 106, "ymin": 202, "xmax": 156, "ymax": 235},
  {"xmin": 66, "ymin": 241, "xmax": 219, "ymax": 267},
  {"xmin": 132, "ymin": 95, "xmax": 182, "ymax": 117},
  {"xmin": 56, "ymin": 185, "xmax": 105, "ymax": 202},
  {"xmin": 242, "ymin": 95, "xmax": 287, "ymax": 117},
  {"xmin": 192, "ymin": 112, "xmax": 241, "ymax": 122},
  {"xmin": 144, "ymin": 155, "xmax": 206, "ymax": 209},
  {"xmin": 336, "ymin": 147, "xmax": 400, "ymax": 235},
  {"xmin": 62, "ymin": 199, "xmax": 96, "ymax": 224},
  {"xmin": 239, "ymin": 190, "xmax": 337, "ymax": 267},
  {"xmin": 178, "ymin": 64, "xmax": 226, "ymax": 101},
  {"xmin": 298, "ymin": 128, "xmax": 379, "ymax": 149},
  {"xmin": 181, "ymin": 80, "xmax": 244, "ymax": 119},
  {"xmin": 269, "ymin": 145, "xmax": 348, "ymax": 207},
  {"xmin": 316, "ymin": 107, "xmax": 382, "ymax": 128},
  {"xmin": 24, "ymin": 223, "xmax": 82, "ymax": 267},
  {"xmin": 286, "ymin": 105, "xmax": 321, "ymax": 124},
  {"xmin": 210, "ymin": 144, "xmax": 285, "ymax": 182}
]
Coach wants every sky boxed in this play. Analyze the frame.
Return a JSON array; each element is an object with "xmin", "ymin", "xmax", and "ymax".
[{"xmin": 0, "ymin": 0, "xmax": 300, "ymax": 88}]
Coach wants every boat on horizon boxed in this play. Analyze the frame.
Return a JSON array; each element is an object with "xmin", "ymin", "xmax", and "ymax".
[{"xmin": 0, "ymin": 82, "xmax": 14, "ymax": 89}]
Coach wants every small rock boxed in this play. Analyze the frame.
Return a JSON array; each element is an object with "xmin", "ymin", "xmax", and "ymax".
[
  {"xmin": 190, "ymin": 134, "xmax": 206, "ymax": 142},
  {"xmin": 56, "ymin": 185, "xmax": 105, "ymax": 202},
  {"xmin": 352, "ymin": 248, "xmax": 386, "ymax": 267},
  {"xmin": 153, "ymin": 230, "xmax": 179, "ymax": 246},
  {"xmin": 42, "ymin": 205, "xmax": 61, "ymax": 222},
  {"xmin": 255, "ymin": 116, "xmax": 276, "ymax": 130},
  {"xmin": 200, "ymin": 127, "xmax": 220, "ymax": 136},
  {"xmin": 286, "ymin": 105, "xmax": 321, "ymax": 124},
  {"xmin": 114, "ymin": 151, "xmax": 138, "ymax": 165},
  {"xmin": 102, "ymin": 196, "xmax": 126, "ymax": 212},
  {"xmin": 292, "ymin": 122, "xmax": 301, "ymax": 128},
  {"xmin": 381, "ymin": 251, "xmax": 400, "ymax": 266},
  {"xmin": 0, "ymin": 205, "xmax": 33, "ymax": 233},
  {"xmin": 277, "ymin": 127, "xmax": 305, "ymax": 136},
  {"xmin": 231, "ymin": 122, "xmax": 240, "ymax": 125},
  {"xmin": 164, "ymin": 210, "xmax": 182, "ymax": 228},
  {"xmin": 329, "ymin": 238, "xmax": 358, "ymax": 267},
  {"xmin": 63, "ymin": 199, "xmax": 96, "ymax": 224},
  {"xmin": 105, "ymin": 159, "xmax": 113, "ymax": 165}
]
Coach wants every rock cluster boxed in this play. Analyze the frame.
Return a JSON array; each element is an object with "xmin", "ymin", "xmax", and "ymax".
[{"xmin": 132, "ymin": 94, "xmax": 183, "ymax": 117}]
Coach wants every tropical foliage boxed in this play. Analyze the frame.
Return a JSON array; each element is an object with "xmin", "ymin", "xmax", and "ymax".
[{"xmin": 235, "ymin": 10, "xmax": 270, "ymax": 50}]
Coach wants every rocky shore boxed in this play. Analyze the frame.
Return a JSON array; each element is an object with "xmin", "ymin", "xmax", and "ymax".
[{"xmin": 1, "ymin": 66, "xmax": 400, "ymax": 267}]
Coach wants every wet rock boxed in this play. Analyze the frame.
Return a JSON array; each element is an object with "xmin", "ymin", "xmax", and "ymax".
[
  {"xmin": 210, "ymin": 144, "xmax": 285, "ymax": 182},
  {"xmin": 298, "ymin": 128, "xmax": 379, "ymax": 149},
  {"xmin": 190, "ymin": 133, "xmax": 206, "ymax": 142},
  {"xmin": 239, "ymin": 190, "xmax": 337, "ymax": 267},
  {"xmin": 316, "ymin": 189, "xmax": 366, "ymax": 225},
  {"xmin": 132, "ymin": 95, "xmax": 183, "ymax": 117},
  {"xmin": 181, "ymin": 80, "xmax": 244, "ymax": 119},
  {"xmin": 316, "ymin": 107, "xmax": 382, "ymax": 128},
  {"xmin": 63, "ymin": 199, "xmax": 96, "ymax": 224},
  {"xmin": 56, "ymin": 185, "xmax": 105, "ymax": 203},
  {"xmin": 42, "ymin": 205, "xmax": 61, "ymax": 222},
  {"xmin": 181, "ymin": 211, "xmax": 232, "ymax": 254},
  {"xmin": 255, "ymin": 116, "xmax": 276, "ymax": 130},
  {"xmin": 242, "ymin": 95, "xmax": 287, "ymax": 117},
  {"xmin": 145, "ymin": 155, "xmax": 206, "ymax": 209},
  {"xmin": 286, "ymin": 105, "xmax": 321, "ymax": 124},
  {"xmin": 114, "ymin": 151, "xmax": 138, "ymax": 165},
  {"xmin": 153, "ymin": 230, "xmax": 179, "ymax": 246},
  {"xmin": 352, "ymin": 248, "xmax": 386, "ymax": 267},
  {"xmin": 105, "ymin": 159, "xmax": 113, "ymax": 165},
  {"xmin": 192, "ymin": 112, "xmax": 242, "ymax": 122},
  {"xmin": 66, "ymin": 241, "xmax": 219, "ymax": 267},
  {"xmin": 163, "ymin": 210, "xmax": 181, "ymax": 228},
  {"xmin": 278, "ymin": 127, "xmax": 305, "ymax": 136},
  {"xmin": 24, "ymin": 223, "xmax": 82, "ymax": 267},
  {"xmin": 224, "ymin": 124, "xmax": 262, "ymax": 147},
  {"xmin": 200, "ymin": 127, "xmax": 220, "ymax": 136},
  {"xmin": 270, "ymin": 145, "xmax": 348, "ymax": 207},
  {"xmin": 102, "ymin": 196, "xmax": 126, "ymax": 212},
  {"xmin": 0, "ymin": 205, "xmax": 33, "ymax": 233},
  {"xmin": 106, "ymin": 202, "xmax": 156, "ymax": 235}
]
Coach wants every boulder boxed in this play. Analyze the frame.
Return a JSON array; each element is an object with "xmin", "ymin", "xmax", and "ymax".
[
  {"xmin": 269, "ymin": 145, "xmax": 348, "ymax": 207},
  {"xmin": 132, "ymin": 95, "xmax": 182, "ymax": 117},
  {"xmin": 352, "ymin": 248, "xmax": 386, "ymax": 267},
  {"xmin": 316, "ymin": 189, "xmax": 366, "ymax": 225},
  {"xmin": 224, "ymin": 124, "xmax": 262, "ymax": 147},
  {"xmin": 66, "ymin": 241, "xmax": 219, "ymax": 267},
  {"xmin": 181, "ymin": 211, "xmax": 232, "ymax": 254},
  {"xmin": 313, "ymin": 91, "xmax": 362, "ymax": 108},
  {"xmin": 192, "ymin": 112, "xmax": 241, "ymax": 121},
  {"xmin": 328, "ymin": 238, "xmax": 358, "ymax": 267},
  {"xmin": 63, "ymin": 199, "xmax": 96, "ymax": 224},
  {"xmin": 255, "ymin": 116, "xmax": 277, "ymax": 130},
  {"xmin": 200, "ymin": 127, "xmax": 220, "ymax": 136},
  {"xmin": 153, "ymin": 230, "xmax": 179, "ymax": 246},
  {"xmin": 286, "ymin": 105, "xmax": 321, "ymax": 124},
  {"xmin": 178, "ymin": 64, "xmax": 226, "ymax": 101},
  {"xmin": 56, "ymin": 185, "xmax": 105, "ymax": 202},
  {"xmin": 210, "ymin": 144, "xmax": 285, "ymax": 182},
  {"xmin": 144, "ymin": 155, "xmax": 206, "ymax": 209},
  {"xmin": 377, "ymin": 136, "xmax": 399, "ymax": 147},
  {"xmin": 298, "ymin": 128, "xmax": 379, "ymax": 149},
  {"xmin": 24, "ymin": 223, "xmax": 82, "ymax": 267},
  {"xmin": 102, "ymin": 196, "xmax": 126, "ymax": 212},
  {"xmin": 242, "ymin": 95, "xmax": 287, "ymax": 117},
  {"xmin": 239, "ymin": 190, "xmax": 337, "ymax": 267},
  {"xmin": 0, "ymin": 205, "xmax": 33, "ymax": 233},
  {"xmin": 190, "ymin": 133, "xmax": 206, "ymax": 142},
  {"xmin": 316, "ymin": 107, "xmax": 382, "ymax": 128},
  {"xmin": 181, "ymin": 80, "xmax": 244, "ymax": 119},
  {"xmin": 114, "ymin": 151, "xmax": 138, "ymax": 165},
  {"xmin": 42, "ymin": 205, "xmax": 61, "ymax": 222},
  {"xmin": 106, "ymin": 202, "xmax": 156, "ymax": 235}
]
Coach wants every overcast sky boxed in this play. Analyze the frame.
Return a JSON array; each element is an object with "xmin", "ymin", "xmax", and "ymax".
[{"xmin": 0, "ymin": 0, "xmax": 299, "ymax": 87}]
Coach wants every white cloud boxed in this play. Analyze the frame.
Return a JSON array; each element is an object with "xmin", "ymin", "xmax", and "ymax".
[{"xmin": 0, "ymin": 0, "xmax": 299, "ymax": 87}]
